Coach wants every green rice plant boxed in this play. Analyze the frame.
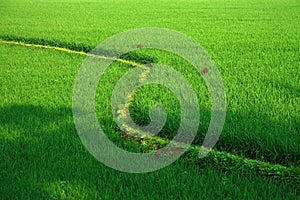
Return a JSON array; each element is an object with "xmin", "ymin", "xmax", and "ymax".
[{"xmin": 0, "ymin": 0, "xmax": 299, "ymax": 198}]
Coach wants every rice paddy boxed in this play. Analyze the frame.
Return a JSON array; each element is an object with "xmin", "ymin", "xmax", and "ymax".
[{"xmin": 0, "ymin": 0, "xmax": 299, "ymax": 199}]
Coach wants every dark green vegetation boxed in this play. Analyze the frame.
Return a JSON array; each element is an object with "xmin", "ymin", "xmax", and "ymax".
[{"xmin": 0, "ymin": 0, "xmax": 299, "ymax": 199}]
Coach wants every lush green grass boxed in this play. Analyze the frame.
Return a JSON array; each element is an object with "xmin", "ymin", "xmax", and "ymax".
[
  {"xmin": 1, "ymin": 0, "xmax": 299, "ymax": 166},
  {"xmin": 0, "ymin": 44, "xmax": 299, "ymax": 199},
  {"xmin": 0, "ymin": 0, "xmax": 299, "ymax": 198}
]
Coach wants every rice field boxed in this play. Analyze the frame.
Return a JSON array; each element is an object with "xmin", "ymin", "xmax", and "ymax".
[{"xmin": 0, "ymin": 0, "xmax": 299, "ymax": 199}]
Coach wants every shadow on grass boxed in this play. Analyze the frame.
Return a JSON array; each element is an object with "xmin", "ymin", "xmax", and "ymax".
[
  {"xmin": 0, "ymin": 104, "xmax": 299, "ymax": 199},
  {"xmin": 0, "ymin": 104, "xmax": 86, "ymax": 198},
  {"xmin": 0, "ymin": 34, "xmax": 158, "ymax": 65},
  {"xmin": 129, "ymin": 99, "xmax": 299, "ymax": 166}
]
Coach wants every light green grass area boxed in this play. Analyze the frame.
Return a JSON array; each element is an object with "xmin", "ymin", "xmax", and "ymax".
[{"xmin": 0, "ymin": 0, "xmax": 299, "ymax": 199}]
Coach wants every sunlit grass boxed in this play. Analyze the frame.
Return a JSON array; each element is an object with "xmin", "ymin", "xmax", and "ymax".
[{"xmin": 0, "ymin": 0, "xmax": 299, "ymax": 198}]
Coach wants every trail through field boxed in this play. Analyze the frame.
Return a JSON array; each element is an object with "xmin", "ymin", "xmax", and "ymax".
[{"xmin": 1, "ymin": 38, "xmax": 299, "ymax": 184}]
